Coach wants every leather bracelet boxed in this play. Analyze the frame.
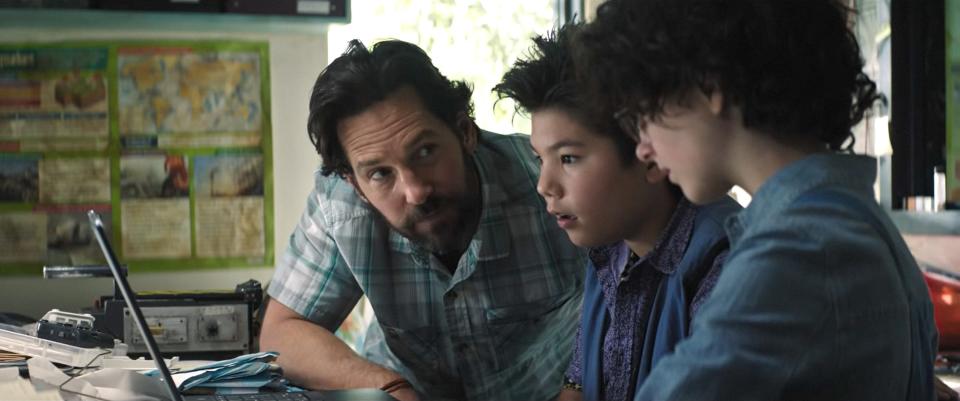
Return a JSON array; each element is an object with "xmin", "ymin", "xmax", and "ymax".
[
  {"xmin": 380, "ymin": 378, "xmax": 413, "ymax": 394},
  {"xmin": 562, "ymin": 378, "xmax": 583, "ymax": 392}
]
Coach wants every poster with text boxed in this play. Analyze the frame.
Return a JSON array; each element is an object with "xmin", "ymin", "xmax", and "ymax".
[{"xmin": 0, "ymin": 41, "xmax": 272, "ymax": 275}]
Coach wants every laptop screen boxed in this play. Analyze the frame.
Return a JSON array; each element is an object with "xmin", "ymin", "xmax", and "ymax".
[{"xmin": 87, "ymin": 210, "xmax": 184, "ymax": 401}]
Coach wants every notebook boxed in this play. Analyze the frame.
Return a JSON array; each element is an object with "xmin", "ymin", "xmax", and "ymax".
[{"xmin": 86, "ymin": 210, "xmax": 396, "ymax": 401}]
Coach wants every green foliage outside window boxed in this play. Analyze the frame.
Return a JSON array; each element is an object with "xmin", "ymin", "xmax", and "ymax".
[{"xmin": 329, "ymin": 0, "xmax": 558, "ymax": 135}]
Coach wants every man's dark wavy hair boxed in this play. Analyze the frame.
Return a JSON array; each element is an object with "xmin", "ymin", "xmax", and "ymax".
[
  {"xmin": 308, "ymin": 39, "xmax": 475, "ymax": 177},
  {"xmin": 575, "ymin": 0, "xmax": 881, "ymax": 151},
  {"xmin": 494, "ymin": 23, "xmax": 636, "ymax": 164}
]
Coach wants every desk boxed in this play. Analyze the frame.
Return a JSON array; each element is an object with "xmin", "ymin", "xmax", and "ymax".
[
  {"xmin": 940, "ymin": 373, "xmax": 960, "ymax": 391},
  {"xmin": 0, "ymin": 362, "xmax": 396, "ymax": 401},
  {"xmin": 184, "ymin": 389, "xmax": 396, "ymax": 400}
]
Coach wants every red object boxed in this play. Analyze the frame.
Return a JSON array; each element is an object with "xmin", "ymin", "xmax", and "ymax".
[
  {"xmin": 0, "ymin": 141, "xmax": 20, "ymax": 152},
  {"xmin": 164, "ymin": 155, "xmax": 189, "ymax": 192},
  {"xmin": 0, "ymin": 81, "xmax": 41, "ymax": 108},
  {"xmin": 924, "ymin": 269, "xmax": 960, "ymax": 350}
]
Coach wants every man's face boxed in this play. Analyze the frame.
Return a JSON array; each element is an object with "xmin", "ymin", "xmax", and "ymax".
[
  {"xmin": 532, "ymin": 107, "xmax": 663, "ymax": 248},
  {"xmin": 634, "ymin": 91, "xmax": 734, "ymax": 204},
  {"xmin": 338, "ymin": 86, "xmax": 480, "ymax": 254}
]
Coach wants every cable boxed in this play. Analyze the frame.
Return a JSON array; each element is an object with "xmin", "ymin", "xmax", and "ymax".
[{"xmin": 57, "ymin": 350, "xmax": 113, "ymax": 401}]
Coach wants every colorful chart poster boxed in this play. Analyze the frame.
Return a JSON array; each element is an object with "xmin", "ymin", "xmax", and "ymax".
[
  {"xmin": 193, "ymin": 154, "xmax": 265, "ymax": 258},
  {"xmin": 0, "ymin": 48, "xmax": 109, "ymax": 152},
  {"xmin": 0, "ymin": 41, "xmax": 273, "ymax": 275}
]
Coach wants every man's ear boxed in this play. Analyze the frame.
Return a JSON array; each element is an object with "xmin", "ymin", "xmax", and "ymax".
[
  {"xmin": 644, "ymin": 161, "xmax": 669, "ymax": 184},
  {"xmin": 707, "ymin": 89, "xmax": 724, "ymax": 117},
  {"xmin": 457, "ymin": 113, "xmax": 478, "ymax": 153},
  {"xmin": 344, "ymin": 174, "xmax": 370, "ymax": 203}
]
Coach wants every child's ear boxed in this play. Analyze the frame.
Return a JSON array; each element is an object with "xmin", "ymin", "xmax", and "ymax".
[{"xmin": 644, "ymin": 162, "xmax": 669, "ymax": 184}]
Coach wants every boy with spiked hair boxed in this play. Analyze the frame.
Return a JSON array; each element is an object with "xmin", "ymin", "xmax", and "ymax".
[{"xmin": 496, "ymin": 23, "xmax": 740, "ymax": 401}]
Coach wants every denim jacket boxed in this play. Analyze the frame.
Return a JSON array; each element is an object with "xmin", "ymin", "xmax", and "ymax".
[{"xmin": 635, "ymin": 154, "xmax": 937, "ymax": 401}]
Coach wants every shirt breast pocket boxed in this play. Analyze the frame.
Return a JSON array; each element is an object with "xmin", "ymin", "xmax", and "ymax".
[
  {"xmin": 484, "ymin": 291, "xmax": 577, "ymax": 354},
  {"xmin": 378, "ymin": 323, "xmax": 444, "ymax": 377}
]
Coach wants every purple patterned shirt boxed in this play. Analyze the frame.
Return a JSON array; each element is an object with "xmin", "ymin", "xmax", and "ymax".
[{"xmin": 564, "ymin": 199, "xmax": 728, "ymax": 401}]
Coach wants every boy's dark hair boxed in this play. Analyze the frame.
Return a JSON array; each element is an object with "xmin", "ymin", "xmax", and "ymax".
[
  {"xmin": 575, "ymin": 0, "xmax": 881, "ymax": 151},
  {"xmin": 494, "ymin": 23, "xmax": 636, "ymax": 164},
  {"xmin": 308, "ymin": 39, "xmax": 475, "ymax": 177}
]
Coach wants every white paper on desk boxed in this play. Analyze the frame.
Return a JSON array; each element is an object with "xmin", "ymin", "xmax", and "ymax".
[
  {"xmin": 28, "ymin": 357, "xmax": 174, "ymax": 401},
  {"xmin": 1, "ymin": 366, "xmax": 64, "ymax": 400},
  {"xmin": 28, "ymin": 357, "xmax": 98, "ymax": 400},
  {"xmin": 83, "ymin": 368, "xmax": 173, "ymax": 401},
  {"xmin": 169, "ymin": 368, "xmax": 216, "ymax": 387},
  {"xmin": 0, "ymin": 377, "xmax": 64, "ymax": 400},
  {"xmin": 0, "ymin": 366, "xmax": 19, "ymax": 381}
]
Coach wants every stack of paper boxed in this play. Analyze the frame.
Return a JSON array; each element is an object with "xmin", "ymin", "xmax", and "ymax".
[
  {"xmin": 145, "ymin": 352, "xmax": 285, "ymax": 395},
  {"xmin": 0, "ymin": 349, "xmax": 27, "ymax": 364},
  {"xmin": 0, "ymin": 367, "xmax": 64, "ymax": 401}
]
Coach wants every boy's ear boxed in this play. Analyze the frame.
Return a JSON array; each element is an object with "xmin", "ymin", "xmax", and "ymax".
[{"xmin": 644, "ymin": 162, "xmax": 669, "ymax": 184}]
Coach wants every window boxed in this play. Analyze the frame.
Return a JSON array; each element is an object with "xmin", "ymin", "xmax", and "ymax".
[
  {"xmin": 852, "ymin": 0, "xmax": 894, "ymax": 206},
  {"xmin": 328, "ymin": 0, "xmax": 564, "ymax": 135}
]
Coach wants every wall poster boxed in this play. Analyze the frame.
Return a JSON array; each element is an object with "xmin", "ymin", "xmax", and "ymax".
[{"xmin": 0, "ymin": 41, "xmax": 273, "ymax": 275}]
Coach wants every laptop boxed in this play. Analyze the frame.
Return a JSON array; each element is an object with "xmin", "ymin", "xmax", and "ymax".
[{"xmin": 87, "ymin": 210, "xmax": 396, "ymax": 401}]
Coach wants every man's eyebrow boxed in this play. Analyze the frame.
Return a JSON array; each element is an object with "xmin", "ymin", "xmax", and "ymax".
[
  {"xmin": 401, "ymin": 129, "xmax": 440, "ymax": 151},
  {"xmin": 355, "ymin": 158, "xmax": 382, "ymax": 170},
  {"xmin": 354, "ymin": 130, "xmax": 442, "ymax": 170}
]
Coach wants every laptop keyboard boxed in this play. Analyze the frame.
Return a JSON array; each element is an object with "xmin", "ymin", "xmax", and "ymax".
[{"xmin": 185, "ymin": 393, "xmax": 323, "ymax": 401}]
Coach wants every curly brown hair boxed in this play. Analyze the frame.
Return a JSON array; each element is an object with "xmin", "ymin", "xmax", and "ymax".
[{"xmin": 575, "ymin": 0, "xmax": 881, "ymax": 151}]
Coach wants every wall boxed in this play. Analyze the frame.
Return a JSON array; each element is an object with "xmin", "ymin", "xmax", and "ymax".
[
  {"xmin": 0, "ymin": 12, "xmax": 328, "ymax": 319},
  {"xmin": 948, "ymin": 0, "xmax": 960, "ymax": 202}
]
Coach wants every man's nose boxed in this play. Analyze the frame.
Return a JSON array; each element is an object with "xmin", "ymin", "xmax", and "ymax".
[{"xmin": 398, "ymin": 169, "xmax": 433, "ymax": 205}]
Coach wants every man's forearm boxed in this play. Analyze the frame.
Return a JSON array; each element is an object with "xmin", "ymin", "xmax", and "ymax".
[{"xmin": 260, "ymin": 314, "xmax": 401, "ymax": 390}]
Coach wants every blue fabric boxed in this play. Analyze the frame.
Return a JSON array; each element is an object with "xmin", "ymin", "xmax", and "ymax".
[
  {"xmin": 635, "ymin": 154, "xmax": 937, "ymax": 401},
  {"xmin": 795, "ymin": 188, "xmax": 937, "ymax": 401},
  {"xmin": 569, "ymin": 198, "xmax": 699, "ymax": 401},
  {"xmin": 580, "ymin": 197, "xmax": 740, "ymax": 401}
]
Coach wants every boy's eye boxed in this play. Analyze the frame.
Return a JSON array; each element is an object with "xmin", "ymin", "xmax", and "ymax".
[
  {"xmin": 560, "ymin": 155, "xmax": 579, "ymax": 164},
  {"xmin": 533, "ymin": 154, "xmax": 543, "ymax": 165}
]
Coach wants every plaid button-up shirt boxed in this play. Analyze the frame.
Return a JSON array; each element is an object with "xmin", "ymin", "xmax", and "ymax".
[{"xmin": 269, "ymin": 131, "xmax": 586, "ymax": 401}]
